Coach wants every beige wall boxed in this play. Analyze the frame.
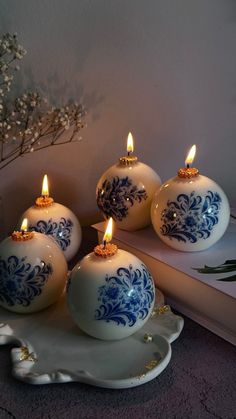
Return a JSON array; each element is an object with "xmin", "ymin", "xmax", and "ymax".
[{"xmin": 0, "ymin": 0, "xmax": 235, "ymax": 235}]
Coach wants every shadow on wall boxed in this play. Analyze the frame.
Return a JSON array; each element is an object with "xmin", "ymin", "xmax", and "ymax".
[
  {"xmin": 12, "ymin": 63, "xmax": 105, "ymax": 123},
  {"xmin": 227, "ymin": 0, "xmax": 236, "ymax": 22},
  {"xmin": 0, "ymin": 3, "xmax": 105, "ymax": 120}
]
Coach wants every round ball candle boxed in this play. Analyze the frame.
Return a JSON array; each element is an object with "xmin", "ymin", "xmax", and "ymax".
[
  {"xmin": 0, "ymin": 218, "xmax": 68, "ymax": 313},
  {"xmin": 19, "ymin": 175, "xmax": 82, "ymax": 262},
  {"xmin": 67, "ymin": 218, "xmax": 155, "ymax": 340},
  {"xmin": 151, "ymin": 145, "xmax": 230, "ymax": 251},
  {"xmin": 96, "ymin": 132, "xmax": 161, "ymax": 231}
]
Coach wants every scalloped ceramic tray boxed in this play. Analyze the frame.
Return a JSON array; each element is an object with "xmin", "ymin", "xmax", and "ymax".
[{"xmin": 0, "ymin": 290, "xmax": 184, "ymax": 388}]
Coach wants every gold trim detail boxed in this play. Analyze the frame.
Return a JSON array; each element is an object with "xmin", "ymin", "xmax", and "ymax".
[
  {"xmin": 94, "ymin": 243, "xmax": 118, "ymax": 257},
  {"xmin": 35, "ymin": 196, "xmax": 54, "ymax": 207},
  {"xmin": 19, "ymin": 346, "xmax": 37, "ymax": 362},
  {"xmin": 135, "ymin": 357, "xmax": 162, "ymax": 379},
  {"xmin": 143, "ymin": 333, "xmax": 153, "ymax": 343},
  {"xmin": 151, "ymin": 305, "xmax": 170, "ymax": 318},
  {"xmin": 11, "ymin": 231, "xmax": 34, "ymax": 241},
  {"xmin": 145, "ymin": 359, "xmax": 160, "ymax": 370},
  {"xmin": 119, "ymin": 156, "xmax": 138, "ymax": 166},
  {"xmin": 177, "ymin": 167, "xmax": 199, "ymax": 178}
]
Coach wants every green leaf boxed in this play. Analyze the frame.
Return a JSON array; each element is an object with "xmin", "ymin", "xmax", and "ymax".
[
  {"xmin": 193, "ymin": 261, "xmax": 236, "ymax": 274},
  {"xmin": 217, "ymin": 275, "xmax": 236, "ymax": 282},
  {"xmin": 193, "ymin": 266, "xmax": 236, "ymax": 274}
]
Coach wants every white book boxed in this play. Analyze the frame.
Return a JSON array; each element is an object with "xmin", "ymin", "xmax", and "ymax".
[{"xmin": 93, "ymin": 217, "xmax": 236, "ymax": 346}]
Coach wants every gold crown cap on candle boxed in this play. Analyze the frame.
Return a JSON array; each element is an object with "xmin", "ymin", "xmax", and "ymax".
[
  {"xmin": 35, "ymin": 174, "xmax": 54, "ymax": 207},
  {"xmin": 119, "ymin": 132, "xmax": 138, "ymax": 166},
  {"xmin": 94, "ymin": 218, "xmax": 118, "ymax": 257},
  {"xmin": 94, "ymin": 243, "xmax": 118, "ymax": 257},
  {"xmin": 119, "ymin": 156, "xmax": 138, "ymax": 165},
  {"xmin": 11, "ymin": 218, "xmax": 34, "ymax": 241},
  {"xmin": 178, "ymin": 145, "xmax": 199, "ymax": 178}
]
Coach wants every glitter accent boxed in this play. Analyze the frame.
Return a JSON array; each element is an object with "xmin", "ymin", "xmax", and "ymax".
[
  {"xmin": 143, "ymin": 333, "xmax": 153, "ymax": 343},
  {"xmin": 136, "ymin": 374, "xmax": 146, "ymax": 380},
  {"xmin": 11, "ymin": 231, "xmax": 34, "ymax": 241},
  {"xmin": 145, "ymin": 359, "xmax": 160, "ymax": 370},
  {"xmin": 177, "ymin": 167, "xmax": 199, "ymax": 178},
  {"xmin": 20, "ymin": 346, "xmax": 37, "ymax": 362},
  {"xmin": 135, "ymin": 358, "xmax": 162, "ymax": 379},
  {"xmin": 35, "ymin": 196, "xmax": 54, "ymax": 207},
  {"xmin": 94, "ymin": 243, "xmax": 118, "ymax": 257},
  {"xmin": 119, "ymin": 155, "xmax": 138, "ymax": 166},
  {"xmin": 151, "ymin": 304, "xmax": 170, "ymax": 317}
]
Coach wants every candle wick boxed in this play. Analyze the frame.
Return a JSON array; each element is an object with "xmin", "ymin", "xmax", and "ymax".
[
  {"xmin": 127, "ymin": 151, "xmax": 130, "ymax": 157},
  {"xmin": 186, "ymin": 163, "xmax": 190, "ymax": 169},
  {"xmin": 103, "ymin": 240, "xmax": 107, "ymax": 249}
]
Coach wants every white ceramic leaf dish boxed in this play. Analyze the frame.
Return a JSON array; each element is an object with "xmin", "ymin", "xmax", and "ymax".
[{"xmin": 0, "ymin": 289, "xmax": 184, "ymax": 389}]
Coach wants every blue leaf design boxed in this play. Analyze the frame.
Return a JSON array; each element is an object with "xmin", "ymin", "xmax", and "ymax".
[
  {"xmin": 0, "ymin": 255, "xmax": 52, "ymax": 307},
  {"xmin": 29, "ymin": 217, "xmax": 73, "ymax": 251},
  {"xmin": 160, "ymin": 190, "xmax": 222, "ymax": 243},
  {"xmin": 94, "ymin": 264, "xmax": 154, "ymax": 327},
  {"xmin": 97, "ymin": 176, "xmax": 148, "ymax": 221}
]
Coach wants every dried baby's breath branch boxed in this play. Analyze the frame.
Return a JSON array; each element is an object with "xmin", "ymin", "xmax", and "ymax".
[{"xmin": 0, "ymin": 33, "xmax": 86, "ymax": 170}]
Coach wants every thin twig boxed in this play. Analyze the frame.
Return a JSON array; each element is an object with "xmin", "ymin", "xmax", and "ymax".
[{"xmin": 0, "ymin": 137, "xmax": 79, "ymax": 170}]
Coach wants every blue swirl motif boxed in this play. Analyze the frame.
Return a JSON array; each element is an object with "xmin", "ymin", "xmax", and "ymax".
[
  {"xmin": 160, "ymin": 190, "xmax": 222, "ymax": 243},
  {"xmin": 0, "ymin": 255, "xmax": 52, "ymax": 306},
  {"xmin": 95, "ymin": 264, "xmax": 155, "ymax": 327},
  {"xmin": 29, "ymin": 217, "xmax": 73, "ymax": 250},
  {"xmin": 97, "ymin": 176, "xmax": 148, "ymax": 221}
]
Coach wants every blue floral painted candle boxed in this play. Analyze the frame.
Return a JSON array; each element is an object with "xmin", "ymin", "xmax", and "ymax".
[
  {"xmin": 18, "ymin": 174, "xmax": 82, "ymax": 262},
  {"xmin": 151, "ymin": 145, "xmax": 230, "ymax": 251},
  {"xmin": 96, "ymin": 133, "xmax": 161, "ymax": 231},
  {"xmin": 0, "ymin": 218, "xmax": 68, "ymax": 313},
  {"xmin": 67, "ymin": 218, "xmax": 155, "ymax": 340}
]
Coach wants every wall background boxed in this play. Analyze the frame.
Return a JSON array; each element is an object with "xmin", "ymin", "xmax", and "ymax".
[{"xmin": 0, "ymin": 0, "xmax": 235, "ymax": 234}]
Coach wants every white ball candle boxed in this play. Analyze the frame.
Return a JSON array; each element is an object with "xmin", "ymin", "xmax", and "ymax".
[
  {"xmin": 151, "ymin": 145, "xmax": 230, "ymax": 251},
  {"xmin": 67, "ymin": 218, "xmax": 155, "ymax": 340},
  {"xmin": 96, "ymin": 133, "xmax": 161, "ymax": 231},
  {"xmin": 0, "ymin": 219, "xmax": 68, "ymax": 313},
  {"xmin": 19, "ymin": 175, "xmax": 82, "ymax": 261}
]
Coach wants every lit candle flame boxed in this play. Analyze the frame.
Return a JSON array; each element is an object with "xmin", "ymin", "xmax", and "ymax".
[
  {"xmin": 127, "ymin": 132, "xmax": 134, "ymax": 154},
  {"xmin": 185, "ymin": 145, "xmax": 196, "ymax": 167},
  {"xmin": 41, "ymin": 174, "xmax": 49, "ymax": 197},
  {"xmin": 103, "ymin": 218, "xmax": 113, "ymax": 245},
  {"xmin": 20, "ymin": 218, "xmax": 28, "ymax": 232}
]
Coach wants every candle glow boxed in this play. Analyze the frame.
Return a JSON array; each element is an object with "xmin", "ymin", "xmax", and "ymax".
[
  {"xmin": 185, "ymin": 145, "xmax": 196, "ymax": 167},
  {"xmin": 42, "ymin": 174, "xmax": 49, "ymax": 197},
  {"xmin": 94, "ymin": 217, "xmax": 117, "ymax": 257},
  {"xmin": 12, "ymin": 217, "xmax": 33, "ymax": 241},
  {"xmin": 127, "ymin": 132, "xmax": 134, "ymax": 154},
  {"xmin": 103, "ymin": 217, "xmax": 113, "ymax": 245},
  {"xmin": 20, "ymin": 218, "xmax": 28, "ymax": 232},
  {"xmin": 36, "ymin": 174, "xmax": 54, "ymax": 207}
]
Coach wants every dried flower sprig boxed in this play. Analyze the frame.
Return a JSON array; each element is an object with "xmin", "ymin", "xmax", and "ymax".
[{"xmin": 0, "ymin": 33, "xmax": 86, "ymax": 170}]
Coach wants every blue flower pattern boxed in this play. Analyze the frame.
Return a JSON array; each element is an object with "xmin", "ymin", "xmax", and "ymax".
[
  {"xmin": 0, "ymin": 255, "xmax": 52, "ymax": 306},
  {"xmin": 95, "ymin": 264, "xmax": 154, "ymax": 327},
  {"xmin": 29, "ymin": 217, "xmax": 73, "ymax": 251},
  {"xmin": 160, "ymin": 190, "xmax": 222, "ymax": 243},
  {"xmin": 97, "ymin": 176, "xmax": 147, "ymax": 221}
]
